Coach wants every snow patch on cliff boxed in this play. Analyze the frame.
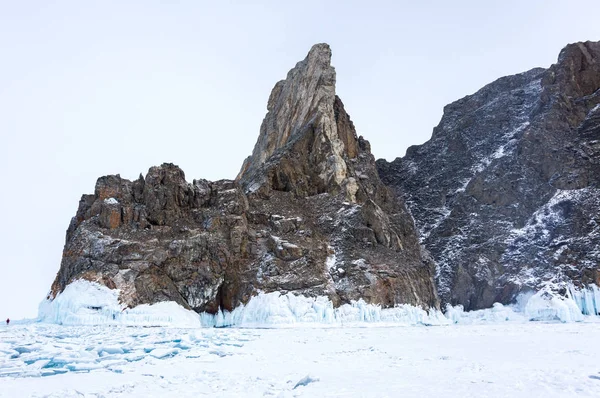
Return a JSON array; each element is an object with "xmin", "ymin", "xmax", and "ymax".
[
  {"xmin": 503, "ymin": 187, "xmax": 600, "ymax": 289},
  {"xmin": 325, "ymin": 249, "xmax": 337, "ymax": 271},
  {"xmin": 506, "ymin": 189, "xmax": 574, "ymax": 243}
]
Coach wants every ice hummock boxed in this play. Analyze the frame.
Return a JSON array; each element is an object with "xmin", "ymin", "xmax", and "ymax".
[
  {"xmin": 445, "ymin": 303, "xmax": 527, "ymax": 324},
  {"xmin": 38, "ymin": 281, "xmax": 450, "ymax": 328},
  {"xmin": 199, "ymin": 291, "xmax": 450, "ymax": 327},
  {"xmin": 525, "ymin": 288, "xmax": 584, "ymax": 323},
  {"xmin": 38, "ymin": 280, "xmax": 600, "ymax": 328},
  {"xmin": 568, "ymin": 284, "xmax": 600, "ymax": 316},
  {"xmin": 445, "ymin": 285, "xmax": 600, "ymax": 324},
  {"xmin": 38, "ymin": 280, "xmax": 202, "ymax": 327}
]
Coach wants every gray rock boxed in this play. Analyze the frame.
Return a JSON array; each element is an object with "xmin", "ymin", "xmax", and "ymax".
[{"xmin": 377, "ymin": 41, "xmax": 600, "ymax": 310}]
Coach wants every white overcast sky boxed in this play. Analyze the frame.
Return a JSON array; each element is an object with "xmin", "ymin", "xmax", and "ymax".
[{"xmin": 1, "ymin": 0, "xmax": 599, "ymax": 319}]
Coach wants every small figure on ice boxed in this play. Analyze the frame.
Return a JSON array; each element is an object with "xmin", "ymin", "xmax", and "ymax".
[{"xmin": 5, "ymin": 318, "xmax": 9, "ymax": 326}]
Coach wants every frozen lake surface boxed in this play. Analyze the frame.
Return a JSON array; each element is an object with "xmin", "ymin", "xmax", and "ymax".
[{"xmin": 2, "ymin": 322, "xmax": 600, "ymax": 397}]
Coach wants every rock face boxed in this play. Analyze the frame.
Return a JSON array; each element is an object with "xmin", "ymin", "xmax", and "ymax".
[
  {"xmin": 49, "ymin": 44, "xmax": 439, "ymax": 313},
  {"xmin": 377, "ymin": 41, "xmax": 600, "ymax": 310},
  {"xmin": 237, "ymin": 44, "xmax": 358, "ymax": 199}
]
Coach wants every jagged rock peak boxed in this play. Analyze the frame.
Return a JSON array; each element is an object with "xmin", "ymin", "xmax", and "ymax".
[
  {"xmin": 48, "ymin": 43, "xmax": 440, "ymax": 316},
  {"xmin": 545, "ymin": 41, "xmax": 600, "ymax": 98},
  {"xmin": 237, "ymin": 43, "xmax": 361, "ymax": 198}
]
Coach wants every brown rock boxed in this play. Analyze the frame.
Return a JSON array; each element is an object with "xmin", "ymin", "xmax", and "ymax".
[{"xmin": 48, "ymin": 44, "xmax": 440, "ymax": 314}]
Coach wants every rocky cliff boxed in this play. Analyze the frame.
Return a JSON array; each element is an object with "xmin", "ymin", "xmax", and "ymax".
[
  {"xmin": 49, "ymin": 44, "xmax": 439, "ymax": 313},
  {"xmin": 377, "ymin": 41, "xmax": 600, "ymax": 310}
]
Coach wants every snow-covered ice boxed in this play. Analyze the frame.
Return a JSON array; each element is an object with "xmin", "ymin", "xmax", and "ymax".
[{"xmin": 2, "ymin": 321, "xmax": 600, "ymax": 397}]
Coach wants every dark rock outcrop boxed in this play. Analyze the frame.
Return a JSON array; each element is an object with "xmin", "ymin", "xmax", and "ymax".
[
  {"xmin": 377, "ymin": 41, "xmax": 600, "ymax": 310},
  {"xmin": 49, "ymin": 44, "xmax": 439, "ymax": 313}
]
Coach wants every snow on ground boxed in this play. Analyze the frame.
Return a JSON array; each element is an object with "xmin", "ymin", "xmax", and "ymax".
[{"xmin": 2, "ymin": 322, "xmax": 600, "ymax": 397}]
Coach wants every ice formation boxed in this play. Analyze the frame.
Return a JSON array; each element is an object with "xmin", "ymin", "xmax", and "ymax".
[
  {"xmin": 568, "ymin": 284, "xmax": 600, "ymax": 316},
  {"xmin": 445, "ymin": 284, "xmax": 600, "ymax": 324},
  {"xmin": 38, "ymin": 280, "xmax": 450, "ymax": 328},
  {"xmin": 199, "ymin": 291, "xmax": 450, "ymax": 327},
  {"xmin": 525, "ymin": 288, "xmax": 584, "ymax": 323},
  {"xmin": 38, "ymin": 280, "xmax": 202, "ymax": 327},
  {"xmin": 445, "ymin": 303, "xmax": 527, "ymax": 324},
  {"xmin": 38, "ymin": 280, "xmax": 600, "ymax": 328}
]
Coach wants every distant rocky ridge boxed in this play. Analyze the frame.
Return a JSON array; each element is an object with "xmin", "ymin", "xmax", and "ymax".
[
  {"xmin": 377, "ymin": 41, "xmax": 600, "ymax": 310},
  {"xmin": 49, "ymin": 44, "xmax": 439, "ymax": 314}
]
